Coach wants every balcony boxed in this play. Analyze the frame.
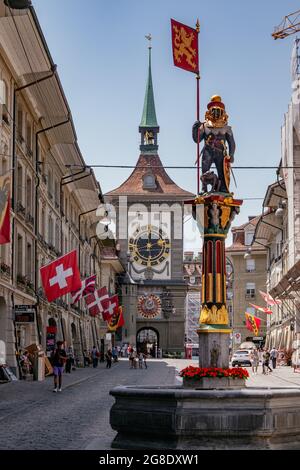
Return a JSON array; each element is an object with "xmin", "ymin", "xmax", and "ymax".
[
  {"xmin": 16, "ymin": 201, "xmax": 25, "ymax": 218},
  {"xmin": 16, "ymin": 274, "xmax": 35, "ymax": 295},
  {"xmin": 0, "ymin": 262, "xmax": 11, "ymax": 279},
  {"xmin": 25, "ymin": 212, "xmax": 34, "ymax": 228}
]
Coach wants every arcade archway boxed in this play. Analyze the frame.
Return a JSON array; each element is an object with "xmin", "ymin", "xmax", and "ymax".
[{"xmin": 137, "ymin": 328, "xmax": 159, "ymax": 357}]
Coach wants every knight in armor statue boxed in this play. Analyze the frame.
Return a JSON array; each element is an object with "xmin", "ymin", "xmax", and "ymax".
[{"xmin": 193, "ymin": 95, "xmax": 235, "ymax": 193}]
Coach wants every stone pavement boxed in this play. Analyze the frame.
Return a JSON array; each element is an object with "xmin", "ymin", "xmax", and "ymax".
[{"xmin": 0, "ymin": 358, "xmax": 299, "ymax": 450}]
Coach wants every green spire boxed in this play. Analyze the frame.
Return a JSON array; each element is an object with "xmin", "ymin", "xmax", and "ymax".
[{"xmin": 140, "ymin": 47, "xmax": 158, "ymax": 128}]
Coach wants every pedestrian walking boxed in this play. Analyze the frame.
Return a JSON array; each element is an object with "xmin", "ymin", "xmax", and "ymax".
[
  {"xmin": 262, "ymin": 349, "xmax": 272, "ymax": 374},
  {"xmin": 91, "ymin": 346, "xmax": 99, "ymax": 368},
  {"xmin": 51, "ymin": 341, "xmax": 67, "ymax": 392},
  {"xmin": 20, "ymin": 351, "xmax": 31, "ymax": 380},
  {"xmin": 105, "ymin": 349, "xmax": 112, "ymax": 369},
  {"xmin": 138, "ymin": 352, "xmax": 143, "ymax": 369},
  {"xmin": 83, "ymin": 349, "xmax": 90, "ymax": 367},
  {"xmin": 65, "ymin": 347, "xmax": 74, "ymax": 373},
  {"xmin": 129, "ymin": 348, "xmax": 134, "ymax": 368},
  {"xmin": 250, "ymin": 348, "xmax": 259, "ymax": 374},
  {"xmin": 270, "ymin": 346, "xmax": 278, "ymax": 369},
  {"xmin": 143, "ymin": 353, "xmax": 148, "ymax": 369}
]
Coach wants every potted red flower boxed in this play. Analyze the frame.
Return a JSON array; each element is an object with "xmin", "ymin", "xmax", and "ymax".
[{"xmin": 180, "ymin": 366, "xmax": 249, "ymax": 389}]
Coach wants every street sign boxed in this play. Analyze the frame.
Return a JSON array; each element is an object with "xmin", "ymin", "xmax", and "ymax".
[
  {"xmin": 234, "ymin": 332, "xmax": 242, "ymax": 344},
  {"xmin": 14, "ymin": 305, "xmax": 35, "ymax": 323}
]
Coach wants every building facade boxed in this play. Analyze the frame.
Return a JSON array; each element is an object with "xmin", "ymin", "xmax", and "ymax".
[
  {"xmin": 227, "ymin": 216, "xmax": 268, "ymax": 348},
  {"xmin": 0, "ymin": 2, "xmax": 122, "ymax": 376},
  {"xmin": 257, "ymin": 39, "xmax": 300, "ymax": 359},
  {"xmin": 105, "ymin": 47, "xmax": 193, "ymax": 356}
]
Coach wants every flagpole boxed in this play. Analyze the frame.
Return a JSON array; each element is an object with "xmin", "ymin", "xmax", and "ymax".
[{"xmin": 196, "ymin": 19, "xmax": 200, "ymax": 194}]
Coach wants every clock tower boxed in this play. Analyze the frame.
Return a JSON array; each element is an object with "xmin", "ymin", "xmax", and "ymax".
[{"xmin": 105, "ymin": 43, "xmax": 194, "ymax": 355}]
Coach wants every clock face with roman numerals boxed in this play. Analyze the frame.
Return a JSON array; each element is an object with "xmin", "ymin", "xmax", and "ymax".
[{"xmin": 129, "ymin": 225, "xmax": 170, "ymax": 267}]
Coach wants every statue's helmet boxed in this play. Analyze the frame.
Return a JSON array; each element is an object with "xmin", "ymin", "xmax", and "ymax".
[{"xmin": 206, "ymin": 95, "xmax": 228, "ymax": 125}]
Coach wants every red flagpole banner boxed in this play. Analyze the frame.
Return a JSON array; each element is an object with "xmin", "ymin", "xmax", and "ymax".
[
  {"xmin": 245, "ymin": 313, "xmax": 261, "ymax": 336},
  {"xmin": 0, "ymin": 172, "xmax": 10, "ymax": 245},
  {"xmin": 171, "ymin": 19, "xmax": 199, "ymax": 73},
  {"xmin": 259, "ymin": 290, "xmax": 282, "ymax": 306},
  {"xmin": 171, "ymin": 18, "xmax": 201, "ymax": 193},
  {"xmin": 107, "ymin": 304, "xmax": 124, "ymax": 332},
  {"xmin": 71, "ymin": 274, "xmax": 97, "ymax": 304},
  {"xmin": 249, "ymin": 303, "xmax": 273, "ymax": 314}
]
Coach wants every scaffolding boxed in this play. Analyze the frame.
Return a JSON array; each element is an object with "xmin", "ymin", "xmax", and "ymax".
[{"xmin": 185, "ymin": 291, "xmax": 201, "ymax": 348}]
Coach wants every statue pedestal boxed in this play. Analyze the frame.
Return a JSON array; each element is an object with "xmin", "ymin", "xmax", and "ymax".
[{"xmin": 198, "ymin": 325, "xmax": 231, "ymax": 369}]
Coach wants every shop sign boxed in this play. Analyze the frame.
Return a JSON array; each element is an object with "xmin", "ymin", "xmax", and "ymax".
[{"xmin": 14, "ymin": 305, "xmax": 35, "ymax": 323}]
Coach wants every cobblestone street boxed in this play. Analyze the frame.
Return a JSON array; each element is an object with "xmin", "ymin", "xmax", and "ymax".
[{"xmin": 1, "ymin": 359, "xmax": 300, "ymax": 450}]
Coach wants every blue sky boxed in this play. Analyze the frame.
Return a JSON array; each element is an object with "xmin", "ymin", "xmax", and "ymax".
[{"xmin": 33, "ymin": 0, "xmax": 299, "ymax": 249}]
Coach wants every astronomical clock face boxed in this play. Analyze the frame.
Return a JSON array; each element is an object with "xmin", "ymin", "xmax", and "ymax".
[
  {"xmin": 129, "ymin": 225, "xmax": 170, "ymax": 268},
  {"xmin": 137, "ymin": 294, "xmax": 162, "ymax": 319}
]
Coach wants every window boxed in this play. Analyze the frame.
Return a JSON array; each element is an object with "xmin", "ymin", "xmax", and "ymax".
[
  {"xmin": 54, "ymin": 180, "xmax": 59, "ymax": 207},
  {"xmin": 55, "ymin": 220, "xmax": 60, "ymax": 250},
  {"xmin": 17, "ymin": 164, "xmax": 23, "ymax": 204},
  {"xmin": 48, "ymin": 216, "xmax": 53, "ymax": 245},
  {"xmin": 17, "ymin": 107, "xmax": 23, "ymax": 140},
  {"xmin": 17, "ymin": 235, "xmax": 23, "ymax": 275},
  {"xmin": 246, "ymin": 282, "xmax": 256, "ymax": 299},
  {"xmin": 41, "ymin": 207, "xmax": 45, "ymax": 238},
  {"xmin": 1, "ymin": 80, "xmax": 9, "ymax": 124},
  {"xmin": 245, "ymin": 231, "xmax": 254, "ymax": 246},
  {"xmin": 26, "ymin": 243, "xmax": 32, "ymax": 281},
  {"xmin": 26, "ymin": 119, "xmax": 32, "ymax": 153},
  {"xmin": 48, "ymin": 171, "xmax": 53, "ymax": 198},
  {"xmin": 246, "ymin": 258, "xmax": 255, "ymax": 272},
  {"xmin": 26, "ymin": 176, "xmax": 32, "ymax": 214}
]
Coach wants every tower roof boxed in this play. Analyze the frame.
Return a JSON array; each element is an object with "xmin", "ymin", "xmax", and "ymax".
[
  {"xmin": 105, "ymin": 154, "xmax": 194, "ymax": 198},
  {"xmin": 139, "ymin": 47, "xmax": 158, "ymax": 128}
]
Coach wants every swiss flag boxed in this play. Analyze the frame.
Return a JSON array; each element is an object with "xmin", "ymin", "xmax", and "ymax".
[
  {"xmin": 40, "ymin": 250, "xmax": 81, "ymax": 302},
  {"xmin": 85, "ymin": 287, "xmax": 109, "ymax": 317},
  {"xmin": 102, "ymin": 294, "xmax": 119, "ymax": 321}
]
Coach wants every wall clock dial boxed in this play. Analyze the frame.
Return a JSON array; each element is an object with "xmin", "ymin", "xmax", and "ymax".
[{"xmin": 129, "ymin": 225, "xmax": 170, "ymax": 267}]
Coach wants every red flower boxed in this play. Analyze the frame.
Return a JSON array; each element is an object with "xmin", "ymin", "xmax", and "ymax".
[{"xmin": 180, "ymin": 366, "xmax": 249, "ymax": 380}]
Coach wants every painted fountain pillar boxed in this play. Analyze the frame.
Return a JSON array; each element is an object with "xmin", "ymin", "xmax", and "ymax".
[
  {"xmin": 192, "ymin": 95, "xmax": 243, "ymax": 368},
  {"xmin": 195, "ymin": 194, "xmax": 242, "ymax": 368}
]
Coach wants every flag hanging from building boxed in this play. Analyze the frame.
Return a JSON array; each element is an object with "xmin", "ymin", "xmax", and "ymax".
[
  {"xmin": 249, "ymin": 303, "xmax": 273, "ymax": 314},
  {"xmin": 40, "ymin": 250, "xmax": 81, "ymax": 302},
  {"xmin": 259, "ymin": 290, "xmax": 282, "ymax": 306},
  {"xmin": 85, "ymin": 286, "xmax": 109, "ymax": 317},
  {"xmin": 107, "ymin": 305, "xmax": 124, "ymax": 332},
  {"xmin": 171, "ymin": 19, "xmax": 199, "ymax": 73},
  {"xmin": 102, "ymin": 294, "xmax": 119, "ymax": 322},
  {"xmin": 245, "ymin": 313, "xmax": 261, "ymax": 336},
  {"xmin": 71, "ymin": 274, "xmax": 96, "ymax": 304},
  {"xmin": 0, "ymin": 171, "xmax": 10, "ymax": 245}
]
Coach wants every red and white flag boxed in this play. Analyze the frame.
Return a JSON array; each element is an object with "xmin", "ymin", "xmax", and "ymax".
[
  {"xmin": 102, "ymin": 294, "xmax": 119, "ymax": 321},
  {"xmin": 0, "ymin": 171, "xmax": 10, "ymax": 245},
  {"xmin": 249, "ymin": 303, "xmax": 273, "ymax": 314},
  {"xmin": 259, "ymin": 290, "xmax": 282, "ymax": 306},
  {"xmin": 71, "ymin": 275, "xmax": 96, "ymax": 304},
  {"xmin": 40, "ymin": 250, "xmax": 81, "ymax": 302},
  {"xmin": 85, "ymin": 287, "xmax": 109, "ymax": 317}
]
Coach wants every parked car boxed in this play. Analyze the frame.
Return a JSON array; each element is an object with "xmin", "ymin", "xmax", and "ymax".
[{"xmin": 231, "ymin": 349, "xmax": 252, "ymax": 367}]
